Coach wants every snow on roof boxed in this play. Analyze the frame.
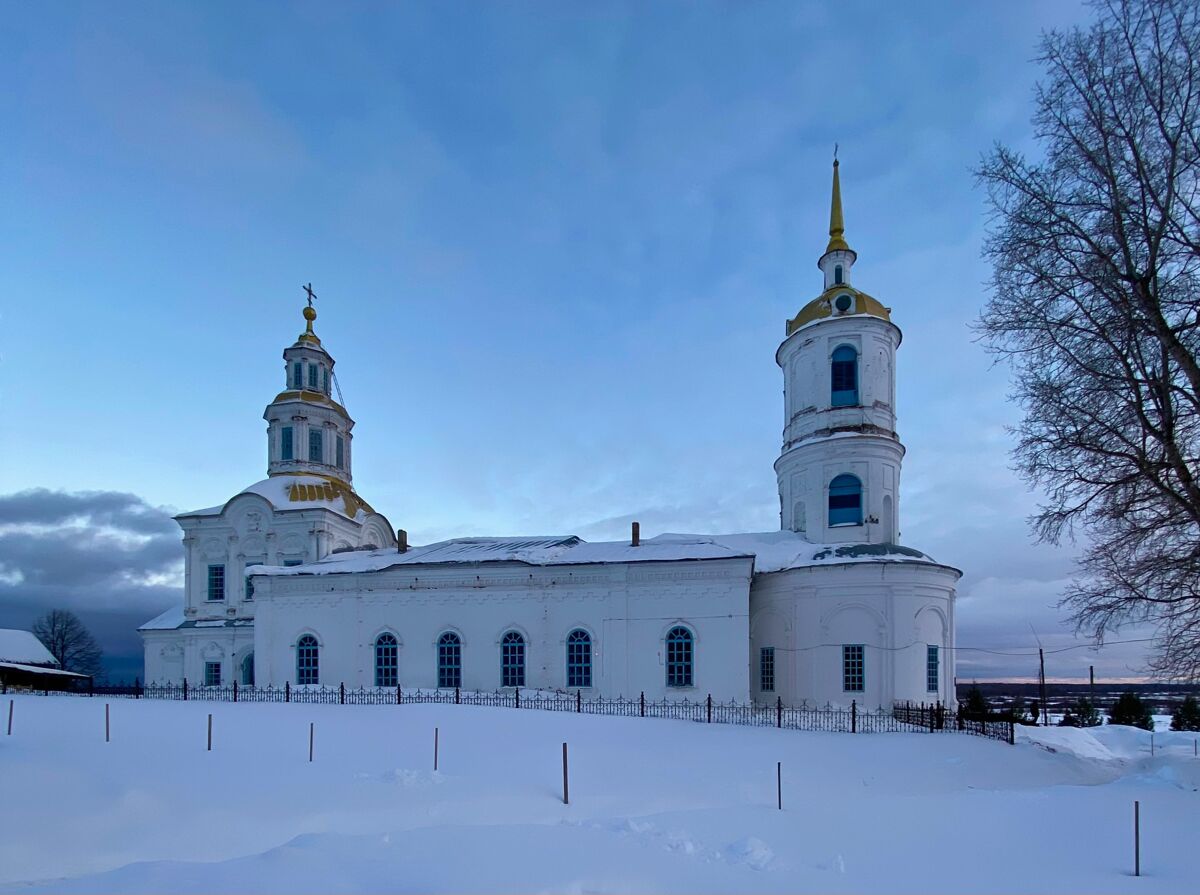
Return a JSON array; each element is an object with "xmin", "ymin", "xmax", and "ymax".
[
  {"xmin": 139, "ymin": 605, "xmax": 186, "ymax": 631},
  {"xmin": 0, "ymin": 661, "xmax": 89, "ymax": 678},
  {"xmin": 178, "ymin": 474, "xmax": 375, "ymax": 523},
  {"xmin": 0, "ymin": 629, "xmax": 58, "ymax": 666},
  {"xmin": 254, "ymin": 529, "xmax": 952, "ymax": 578}
]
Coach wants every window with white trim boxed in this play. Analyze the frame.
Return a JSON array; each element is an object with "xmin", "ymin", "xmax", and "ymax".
[
  {"xmin": 438, "ymin": 632, "xmax": 462, "ymax": 689},
  {"xmin": 566, "ymin": 629, "xmax": 591, "ymax": 688},
  {"xmin": 842, "ymin": 644, "xmax": 864, "ymax": 692},
  {"xmin": 927, "ymin": 644, "xmax": 939, "ymax": 693},
  {"xmin": 204, "ymin": 661, "xmax": 221, "ymax": 687},
  {"xmin": 760, "ymin": 646, "xmax": 775, "ymax": 692},
  {"xmin": 297, "ymin": 635, "xmax": 319, "ymax": 685},
  {"xmin": 501, "ymin": 631, "xmax": 525, "ymax": 688},
  {"xmin": 665, "ymin": 626, "xmax": 693, "ymax": 687},
  {"xmin": 207, "ymin": 564, "xmax": 225, "ymax": 601},
  {"xmin": 375, "ymin": 633, "xmax": 399, "ymax": 687}
]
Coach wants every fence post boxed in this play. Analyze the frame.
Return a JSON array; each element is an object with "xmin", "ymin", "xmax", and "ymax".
[
  {"xmin": 455, "ymin": 686, "xmax": 460, "ymax": 705},
  {"xmin": 285, "ymin": 681, "xmax": 290, "ymax": 702},
  {"xmin": 514, "ymin": 687, "xmax": 520, "ymax": 708},
  {"xmin": 7, "ymin": 698, "xmax": 13, "ymax": 735},
  {"xmin": 707, "ymin": 694, "xmax": 712, "ymax": 723},
  {"xmin": 1134, "ymin": 800, "xmax": 1140, "ymax": 877},
  {"xmin": 434, "ymin": 727, "xmax": 439, "ymax": 771},
  {"xmin": 852, "ymin": 700, "xmax": 857, "ymax": 733},
  {"xmin": 776, "ymin": 696, "xmax": 782, "ymax": 728},
  {"xmin": 777, "ymin": 761, "xmax": 782, "ymax": 810},
  {"xmin": 207, "ymin": 713, "xmax": 212, "ymax": 751},
  {"xmin": 338, "ymin": 682, "xmax": 344, "ymax": 705},
  {"xmin": 233, "ymin": 680, "xmax": 238, "ymax": 703},
  {"xmin": 105, "ymin": 703, "xmax": 110, "ymax": 743},
  {"xmin": 397, "ymin": 685, "xmax": 401, "ymax": 705},
  {"xmin": 929, "ymin": 704, "xmax": 935, "ymax": 733},
  {"xmin": 577, "ymin": 690, "xmax": 582, "ymax": 713},
  {"xmin": 640, "ymin": 691, "xmax": 645, "ymax": 717},
  {"xmin": 309, "ymin": 722, "xmax": 314, "ymax": 762},
  {"xmin": 183, "ymin": 678, "xmax": 188, "ymax": 701},
  {"xmin": 1009, "ymin": 719, "xmax": 1015, "ymax": 745},
  {"xmin": 562, "ymin": 742, "xmax": 569, "ymax": 805}
]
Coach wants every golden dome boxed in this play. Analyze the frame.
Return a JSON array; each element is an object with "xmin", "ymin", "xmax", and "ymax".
[
  {"xmin": 786, "ymin": 285, "xmax": 892, "ymax": 335},
  {"xmin": 297, "ymin": 302, "xmax": 322, "ymax": 346}
]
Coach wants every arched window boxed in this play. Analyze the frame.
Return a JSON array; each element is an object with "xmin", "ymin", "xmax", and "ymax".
[
  {"xmin": 566, "ymin": 629, "xmax": 592, "ymax": 688},
  {"xmin": 241, "ymin": 652, "xmax": 255, "ymax": 686},
  {"xmin": 831, "ymin": 345, "xmax": 858, "ymax": 406},
  {"xmin": 375, "ymin": 633, "xmax": 399, "ymax": 688},
  {"xmin": 828, "ymin": 474, "xmax": 863, "ymax": 526},
  {"xmin": 296, "ymin": 635, "xmax": 319, "ymax": 685},
  {"xmin": 501, "ymin": 631, "xmax": 525, "ymax": 688},
  {"xmin": 437, "ymin": 632, "xmax": 461, "ymax": 689},
  {"xmin": 834, "ymin": 264, "xmax": 844, "ymax": 285},
  {"xmin": 665, "ymin": 627, "xmax": 694, "ymax": 687}
]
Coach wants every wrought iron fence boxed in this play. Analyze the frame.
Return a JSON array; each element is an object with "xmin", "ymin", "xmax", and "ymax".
[
  {"xmin": 892, "ymin": 700, "xmax": 1016, "ymax": 744},
  {"xmin": 51, "ymin": 679, "xmax": 1013, "ymax": 744}
]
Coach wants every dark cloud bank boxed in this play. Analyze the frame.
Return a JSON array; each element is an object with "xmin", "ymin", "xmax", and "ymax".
[{"xmin": 0, "ymin": 489, "xmax": 181, "ymax": 681}]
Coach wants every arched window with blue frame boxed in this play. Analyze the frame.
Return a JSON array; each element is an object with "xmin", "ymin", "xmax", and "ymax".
[
  {"xmin": 437, "ymin": 632, "xmax": 462, "ymax": 689},
  {"xmin": 501, "ymin": 631, "xmax": 525, "ymax": 688},
  {"xmin": 296, "ymin": 634, "xmax": 319, "ymax": 685},
  {"xmin": 828, "ymin": 474, "xmax": 863, "ymax": 526},
  {"xmin": 375, "ymin": 633, "xmax": 398, "ymax": 688},
  {"xmin": 831, "ymin": 345, "xmax": 858, "ymax": 406},
  {"xmin": 665, "ymin": 626, "xmax": 694, "ymax": 687},
  {"xmin": 566, "ymin": 629, "xmax": 592, "ymax": 688},
  {"xmin": 834, "ymin": 264, "xmax": 844, "ymax": 285}
]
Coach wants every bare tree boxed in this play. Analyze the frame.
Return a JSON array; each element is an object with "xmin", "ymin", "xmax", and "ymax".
[
  {"xmin": 31, "ymin": 609, "xmax": 103, "ymax": 678},
  {"xmin": 977, "ymin": 0, "xmax": 1200, "ymax": 680}
]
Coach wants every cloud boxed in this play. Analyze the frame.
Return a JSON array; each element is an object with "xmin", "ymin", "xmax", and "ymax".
[{"xmin": 0, "ymin": 489, "xmax": 181, "ymax": 679}]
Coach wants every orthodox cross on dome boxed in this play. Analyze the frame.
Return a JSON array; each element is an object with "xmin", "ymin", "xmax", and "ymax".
[{"xmin": 299, "ymin": 282, "xmax": 320, "ymax": 343}]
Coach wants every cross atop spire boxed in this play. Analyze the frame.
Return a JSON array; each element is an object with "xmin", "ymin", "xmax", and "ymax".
[
  {"xmin": 299, "ymin": 282, "xmax": 320, "ymax": 345},
  {"xmin": 825, "ymin": 156, "xmax": 850, "ymax": 255}
]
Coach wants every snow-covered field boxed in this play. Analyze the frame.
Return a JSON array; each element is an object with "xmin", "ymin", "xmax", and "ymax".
[{"xmin": 1, "ymin": 695, "xmax": 1197, "ymax": 893}]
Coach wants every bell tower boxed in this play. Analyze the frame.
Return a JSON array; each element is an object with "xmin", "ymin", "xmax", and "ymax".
[
  {"xmin": 264, "ymin": 291, "xmax": 355, "ymax": 484},
  {"xmin": 774, "ymin": 159, "xmax": 905, "ymax": 544}
]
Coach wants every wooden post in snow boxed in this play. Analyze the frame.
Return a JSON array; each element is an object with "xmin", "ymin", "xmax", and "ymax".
[
  {"xmin": 562, "ymin": 742, "xmax": 569, "ymax": 805},
  {"xmin": 6, "ymin": 698, "xmax": 12, "ymax": 736},
  {"xmin": 309, "ymin": 722, "xmax": 314, "ymax": 763},
  {"xmin": 1134, "ymin": 800, "xmax": 1141, "ymax": 877},
  {"xmin": 776, "ymin": 761, "xmax": 782, "ymax": 810},
  {"xmin": 105, "ymin": 703, "xmax": 110, "ymax": 743},
  {"xmin": 207, "ymin": 713, "xmax": 212, "ymax": 751},
  {"xmin": 434, "ymin": 727, "xmax": 439, "ymax": 771}
]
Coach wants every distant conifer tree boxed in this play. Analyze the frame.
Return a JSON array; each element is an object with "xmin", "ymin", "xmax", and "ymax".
[
  {"xmin": 1170, "ymin": 695, "xmax": 1200, "ymax": 732},
  {"xmin": 1108, "ymin": 692, "xmax": 1154, "ymax": 730}
]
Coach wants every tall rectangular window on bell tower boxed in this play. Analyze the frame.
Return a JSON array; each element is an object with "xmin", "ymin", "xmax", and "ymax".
[
  {"xmin": 281, "ymin": 426, "xmax": 293, "ymax": 461},
  {"xmin": 309, "ymin": 429, "xmax": 323, "ymax": 463}
]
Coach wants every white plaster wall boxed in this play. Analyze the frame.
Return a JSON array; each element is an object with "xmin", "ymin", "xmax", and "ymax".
[
  {"xmin": 144, "ymin": 493, "xmax": 389, "ymax": 681},
  {"xmin": 251, "ymin": 558, "xmax": 753, "ymax": 701},
  {"xmin": 749, "ymin": 560, "xmax": 959, "ymax": 709},
  {"xmin": 142, "ymin": 627, "xmax": 255, "ymax": 685},
  {"xmin": 776, "ymin": 435, "xmax": 905, "ymax": 545}
]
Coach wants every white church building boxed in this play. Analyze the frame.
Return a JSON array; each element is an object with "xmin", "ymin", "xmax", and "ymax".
[{"xmin": 141, "ymin": 163, "xmax": 960, "ymax": 708}]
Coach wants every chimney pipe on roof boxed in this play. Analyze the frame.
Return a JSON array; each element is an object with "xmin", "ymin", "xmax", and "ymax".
[
  {"xmin": 397, "ymin": 529, "xmax": 408, "ymax": 553},
  {"xmin": 631, "ymin": 521, "xmax": 640, "ymax": 547}
]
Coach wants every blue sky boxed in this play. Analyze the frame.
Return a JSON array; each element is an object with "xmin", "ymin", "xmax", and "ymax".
[{"xmin": 0, "ymin": 1, "xmax": 1152, "ymax": 680}]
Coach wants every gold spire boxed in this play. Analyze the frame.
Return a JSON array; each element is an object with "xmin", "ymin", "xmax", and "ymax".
[{"xmin": 825, "ymin": 158, "xmax": 850, "ymax": 255}]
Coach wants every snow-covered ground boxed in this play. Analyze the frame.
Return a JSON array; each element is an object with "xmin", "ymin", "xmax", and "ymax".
[{"xmin": 1, "ymin": 695, "xmax": 1197, "ymax": 893}]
